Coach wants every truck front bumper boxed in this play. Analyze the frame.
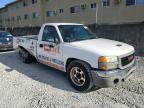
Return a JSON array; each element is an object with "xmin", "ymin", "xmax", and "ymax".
[{"xmin": 91, "ymin": 62, "xmax": 136, "ymax": 88}]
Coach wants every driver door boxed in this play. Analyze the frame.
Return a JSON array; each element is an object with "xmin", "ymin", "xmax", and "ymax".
[{"xmin": 37, "ymin": 26, "xmax": 64, "ymax": 71}]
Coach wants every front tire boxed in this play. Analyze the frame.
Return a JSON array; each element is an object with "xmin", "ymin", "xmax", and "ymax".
[{"xmin": 67, "ymin": 60, "xmax": 93, "ymax": 91}]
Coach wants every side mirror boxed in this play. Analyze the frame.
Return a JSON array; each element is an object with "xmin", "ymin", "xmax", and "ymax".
[
  {"xmin": 84, "ymin": 26, "xmax": 88, "ymax": 29},
  {"xmin": 55, "ymin": 37, "xmax": 60, "ymax": 45}
]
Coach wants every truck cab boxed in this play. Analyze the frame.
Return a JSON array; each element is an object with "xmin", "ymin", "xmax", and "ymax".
[{"xmin": 13, "ymin": 23, "xmax": 136, "ymax": 91}]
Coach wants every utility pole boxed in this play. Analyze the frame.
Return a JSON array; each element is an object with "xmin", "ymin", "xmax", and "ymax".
[{"xmin": 95, "ymin": 2, "xmax": 98, "ymax": 29}]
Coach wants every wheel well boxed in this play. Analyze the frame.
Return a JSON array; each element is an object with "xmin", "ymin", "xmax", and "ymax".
[
  {"xmin": 66, "ymin": 58, "xmax": 76, "ymax": 71},
  {"xmin": 66, "ymin": 58, "xmax": 91, "ymax": 71},
  {"xmin": 18, "ymin": 46, "xmax": 35, "ymax": 59},
  {"xmin": 18, "ymin": 46, "xmax": 27, "ymax": 51}
]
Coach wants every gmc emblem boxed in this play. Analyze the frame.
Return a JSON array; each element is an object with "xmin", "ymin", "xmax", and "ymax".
[{"xmin": 128, "ymin": 55, "xmax": 134, "ymax": 61}]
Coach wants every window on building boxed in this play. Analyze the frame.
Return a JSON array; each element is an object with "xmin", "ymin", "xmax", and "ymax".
[
  {"xmin": 91, "ymin": 3, "xmax": 97, "ymax": 8},
  {"xmin": 46, "ymin": 11, "xmax": 56, "ymax": 17},
  {"xmin": 24, "ymin": 14, "xmax": 28, "ymax": 20},
  {"xmin": 12, "ymin": 7, "xmax": 16, "ymax": 12},
  {"xmin": 7, "ymin": 18, "xmax": 10, "ymax": 22},
  {"xmin": 126, "ymin": 0, "xmax": 135, "ymax": 5},
  {"xmin": 102, "ymin": 0, "xmax": 110, "ymax": 7},
  {"xmin": 45, "ymin": 0, "xmax": 51, "ymax": 2},
  {"xmin": 16, "ymin": 4, "xmax": 20, "ymax": 8},
  {"xmin": 11, "ymin": 17, "xmax": 15, "ymax": 22},
  {"xmin": 136, "ymin": 0, "xmax": 144, "ymax": 4},
  {"xmin": 23, "ymin": 1, "xmax": 28, "ymax": 7},
  {"xmin": 33, "ymin": 12, "xmax": 38, "ymax": 19},
  {"xmin": 32, "ymin": 0, "xmax": 37, "ymax": 4},
  {"xmin": 126, "ymin": 0, "xmax": 144, "ymax": 5},
  {"xmin": 70, "ymin": 6, "xmax": 80, "ymax": 13},
  {"xmin": 59, "ymin": 9, "xmax": 64, "ymax": 13},
  {"xmin": 17, "ymin": 16, "xmax": 21, "ymax": 21}
]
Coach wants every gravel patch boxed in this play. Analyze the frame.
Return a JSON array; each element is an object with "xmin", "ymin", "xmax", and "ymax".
[{"xmin": 0, "ymin": 51, "xmax": 144, "ymax": 108}]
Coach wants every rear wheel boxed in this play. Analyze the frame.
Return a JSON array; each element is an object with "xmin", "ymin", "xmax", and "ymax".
[
  {"xmin": 67, "ymin": 60, "xmax": 93, "ymax": 91},
  {"xmin": 19, "ymin": 47, "xmax": 34, "ymax": 64}
]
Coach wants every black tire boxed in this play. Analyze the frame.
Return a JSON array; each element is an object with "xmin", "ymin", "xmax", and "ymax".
[
  {"xmin": 67, "ymin": 60, "xmax": 93, "ymax": 92},
  {"xmin": 19, "ymin": 48, "xmax": 34, "ymax": 64}
]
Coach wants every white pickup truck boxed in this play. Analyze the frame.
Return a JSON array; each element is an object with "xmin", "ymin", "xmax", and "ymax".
[{"xmin": 13, "ymin": 23, "xmax": 136, "ymax": 91}]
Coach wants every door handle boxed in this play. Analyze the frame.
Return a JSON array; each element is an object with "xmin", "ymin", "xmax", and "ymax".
[
  {"xmin": 49, "ymin": 44, "xmax": 54, "ymax": 48},
  {"xmin": 39, "ymin": 44, "xmax": 43, "ymax": 48}
]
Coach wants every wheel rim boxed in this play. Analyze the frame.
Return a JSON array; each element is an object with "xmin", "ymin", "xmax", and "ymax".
[{"xmin": 70, "ymin": 67, "xmax": 86, "ymax": 87}]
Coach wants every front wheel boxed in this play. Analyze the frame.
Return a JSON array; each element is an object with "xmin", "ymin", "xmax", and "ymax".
[{"xmin": 67, "ymin": 60, "xmax": 93, "ymax": 91}]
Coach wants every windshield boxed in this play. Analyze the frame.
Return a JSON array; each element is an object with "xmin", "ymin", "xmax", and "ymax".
[
  {"xmin": 58, "ymin": 25, "xmax": 97, "ymax": 42},
  {"xmin": 0, "ymin": 32, "xmax": 12, "ymax": 37}
]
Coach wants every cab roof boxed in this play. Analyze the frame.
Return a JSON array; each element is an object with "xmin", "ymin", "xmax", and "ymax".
[{"xmin": 43, "ymin": 23, "xmax": 83, "ymax": 26}]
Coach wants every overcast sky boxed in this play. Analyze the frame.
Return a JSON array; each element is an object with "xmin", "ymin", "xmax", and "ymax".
[{"xmin": 0, "ymin": 0, "xmax": 16, "ymax": 8}]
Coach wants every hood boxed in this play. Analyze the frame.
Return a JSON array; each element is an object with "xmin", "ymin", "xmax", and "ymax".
[{"xmin": 69, "ymin": 38, "xmax": 134, "ymax": 56}]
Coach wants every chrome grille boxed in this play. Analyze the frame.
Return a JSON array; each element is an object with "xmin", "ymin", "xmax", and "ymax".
[{"xmin": 121, "ymin": 53, "xmax": 135, "ymax": 67}]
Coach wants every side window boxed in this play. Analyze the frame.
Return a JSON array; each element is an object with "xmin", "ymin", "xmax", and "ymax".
[{"xmin": 42, "ymin": 26, "xmax": 60, "ymax": 44}]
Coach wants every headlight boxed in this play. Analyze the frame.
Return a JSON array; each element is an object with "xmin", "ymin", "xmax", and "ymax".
[
  {"xmin": 7, "ymin": 38, "xmax": 10, "ymax": 41},
  {"xmin": 98, "ymin": 56, "xmax": 118, "ymax": 70}
]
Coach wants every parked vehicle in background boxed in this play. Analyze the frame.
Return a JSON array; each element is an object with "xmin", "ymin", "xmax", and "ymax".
[
  {"xmin": 0, "ymin": 31, "xmax": 13, "ymax": 50},
  {"xmin": 13, "ymin": 23, "xmax": 136, "ymax": 91}
]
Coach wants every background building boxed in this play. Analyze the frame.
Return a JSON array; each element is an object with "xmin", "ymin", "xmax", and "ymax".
[
  {"xmin": 0, "ymin": 0, "xmax": 144, "ymax": 28},
  {"xmin": 0, "ymin": 0, "xmax": 144, "ymax": 55},
  {"xmin": 0, "ymin": 7, "xmax": 8, "ymax": 28}
]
